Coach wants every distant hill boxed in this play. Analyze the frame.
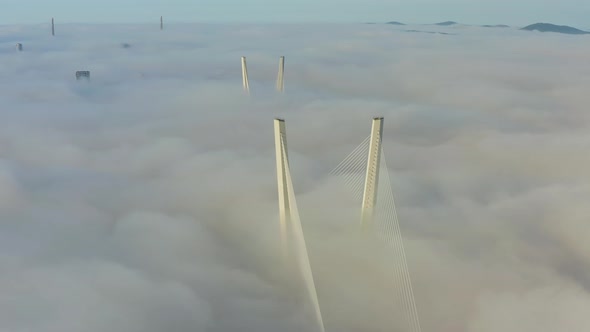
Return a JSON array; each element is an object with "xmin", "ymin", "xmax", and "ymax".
[
  {"xmin": 521, "ymin": 23, "xmax": 590, "ymax": 34},
  {"xmin": 434, "ymin": 21, "xmax": 457, "ymax": 26},
  {"xmin": 386, "ymin": 21, "xmax": 405, "ymax": 25},
  {"xmin": 482, "ymin": 24, "xmax": 510, "ymax": 28},
  {"xmin": 405, "ymin": 30, "xmax": 455, "ymax": 35}
]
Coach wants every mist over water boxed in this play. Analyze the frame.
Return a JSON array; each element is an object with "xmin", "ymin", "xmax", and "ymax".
[{"xmin": 1, "ymin": 23, "xmax": 590, "ymax": 332}]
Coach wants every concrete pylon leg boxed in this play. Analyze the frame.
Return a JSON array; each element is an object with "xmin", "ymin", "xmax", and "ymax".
[
  {"xmin": 241, "ymin": 56, "xmax": 250, "ymax": 94},
  {"xmin": 360, "ymin": 117, "xmax": 384, "ymax": 231},
  {"xmin": 276, "ymin": 56, "xmax": 285, "ymax": 93},
  {"xmin": 274, "ymin": 118, "xmax": 290, "ymax": 256}
]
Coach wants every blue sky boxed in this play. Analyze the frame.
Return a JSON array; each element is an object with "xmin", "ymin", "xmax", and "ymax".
[{"xmin": 2, "ymin": 0, "xmax": 589, "ymax": 28}]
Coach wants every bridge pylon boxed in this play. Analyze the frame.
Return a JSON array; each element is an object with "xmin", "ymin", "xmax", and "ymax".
[
  {"xmin": 241, "ymin": 56, "xmax": 250, "ymax": 94},
  {"xmin": 360, "ymin": 117, "xmax": 384, "ymax": 231},
  {"xmin": 276, "ymin": 56, "xmax": 285, "ymax": 92}
]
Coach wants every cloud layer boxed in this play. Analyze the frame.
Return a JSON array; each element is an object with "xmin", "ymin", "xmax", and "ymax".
[{"xmin": 1, "ymin": 23, "xmax": 589, "ymax": 332}]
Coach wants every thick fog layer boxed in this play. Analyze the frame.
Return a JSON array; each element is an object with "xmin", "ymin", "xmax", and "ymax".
[{"xmin": 1, "ymin": 23, "xmax": 589, "ymax": 332}]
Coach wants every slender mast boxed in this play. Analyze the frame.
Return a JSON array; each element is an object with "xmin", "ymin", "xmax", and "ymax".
[{"xmin": 360, "ymin": 117, "xmax": 384, "ymax": 231}]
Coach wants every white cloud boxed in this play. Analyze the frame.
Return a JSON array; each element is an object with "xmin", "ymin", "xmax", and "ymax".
[{"xmin": 1, "ymin": 23, "xmax": 589, "ymax": 331}]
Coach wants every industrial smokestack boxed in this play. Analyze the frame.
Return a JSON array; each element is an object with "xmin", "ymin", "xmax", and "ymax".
[
  {"xmin": 160, "ymin": 16, "xmax": 163, "ymax": 30},
  {"xmin": 51, "ymin": 18, "xmax": 55, "ymax": 36}
]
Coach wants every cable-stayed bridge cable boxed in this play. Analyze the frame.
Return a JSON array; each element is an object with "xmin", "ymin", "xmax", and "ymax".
[
  {"xmin": 330, "ymin": 136, "xmax": 371, "ymax": 201},
  {"xmin": 329, "ymin": 137, "xmax": 422, "ymax": 332},
  {"xmin": 380, "ymin": 149, "xmax": 422, "ymax": 332}
]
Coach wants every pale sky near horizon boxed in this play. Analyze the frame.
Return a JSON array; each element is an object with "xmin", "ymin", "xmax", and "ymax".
[{"xmin": 1, "ymin": 0, "xmax": 589, "ymax": 28}]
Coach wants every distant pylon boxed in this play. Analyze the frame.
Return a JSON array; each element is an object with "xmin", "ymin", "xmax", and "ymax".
[
  {"xmin": 51, "ymin": 18, "xmax": 55, "ymax": 36},
  {"xmin": 160, "ymin": 16, "xmax": 163, "ymax": 30},
  {"xmin": 241, "ymin": 56, "xmax": 250, "ymax": 94},
  {"xmin": 76, "ymin": 71, "xmax": 90, "ymax": 81},
  {"xmin": 276, "ymin": 56, "xmax": 285, "ymax": 92},
  {"xmin": 360, "ymin": 117, "xmax": 384, "ymax": 231}
]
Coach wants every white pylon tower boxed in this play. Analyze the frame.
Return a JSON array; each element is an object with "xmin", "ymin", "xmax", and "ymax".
[
  {"xmin": 360, "ymin": 117, "xmax": 384, "ymax": 231},
  {"xmin": 274, "ymin": 118, "xmax": 290, "ymax": 255},
  {"xmin": 241, "ymin": 56, "xmax": 250, "ymax": 94},
  {"xmin": 327, "ymin": 117, "xmax": 423, "ymax": 332},
  {"xmin": 273, "ymin": 118, "xmax": 326, "ymax": 332},
  {"xmin": 276, "ymin": 56, "xmax": 285, "ymax": 92}
]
